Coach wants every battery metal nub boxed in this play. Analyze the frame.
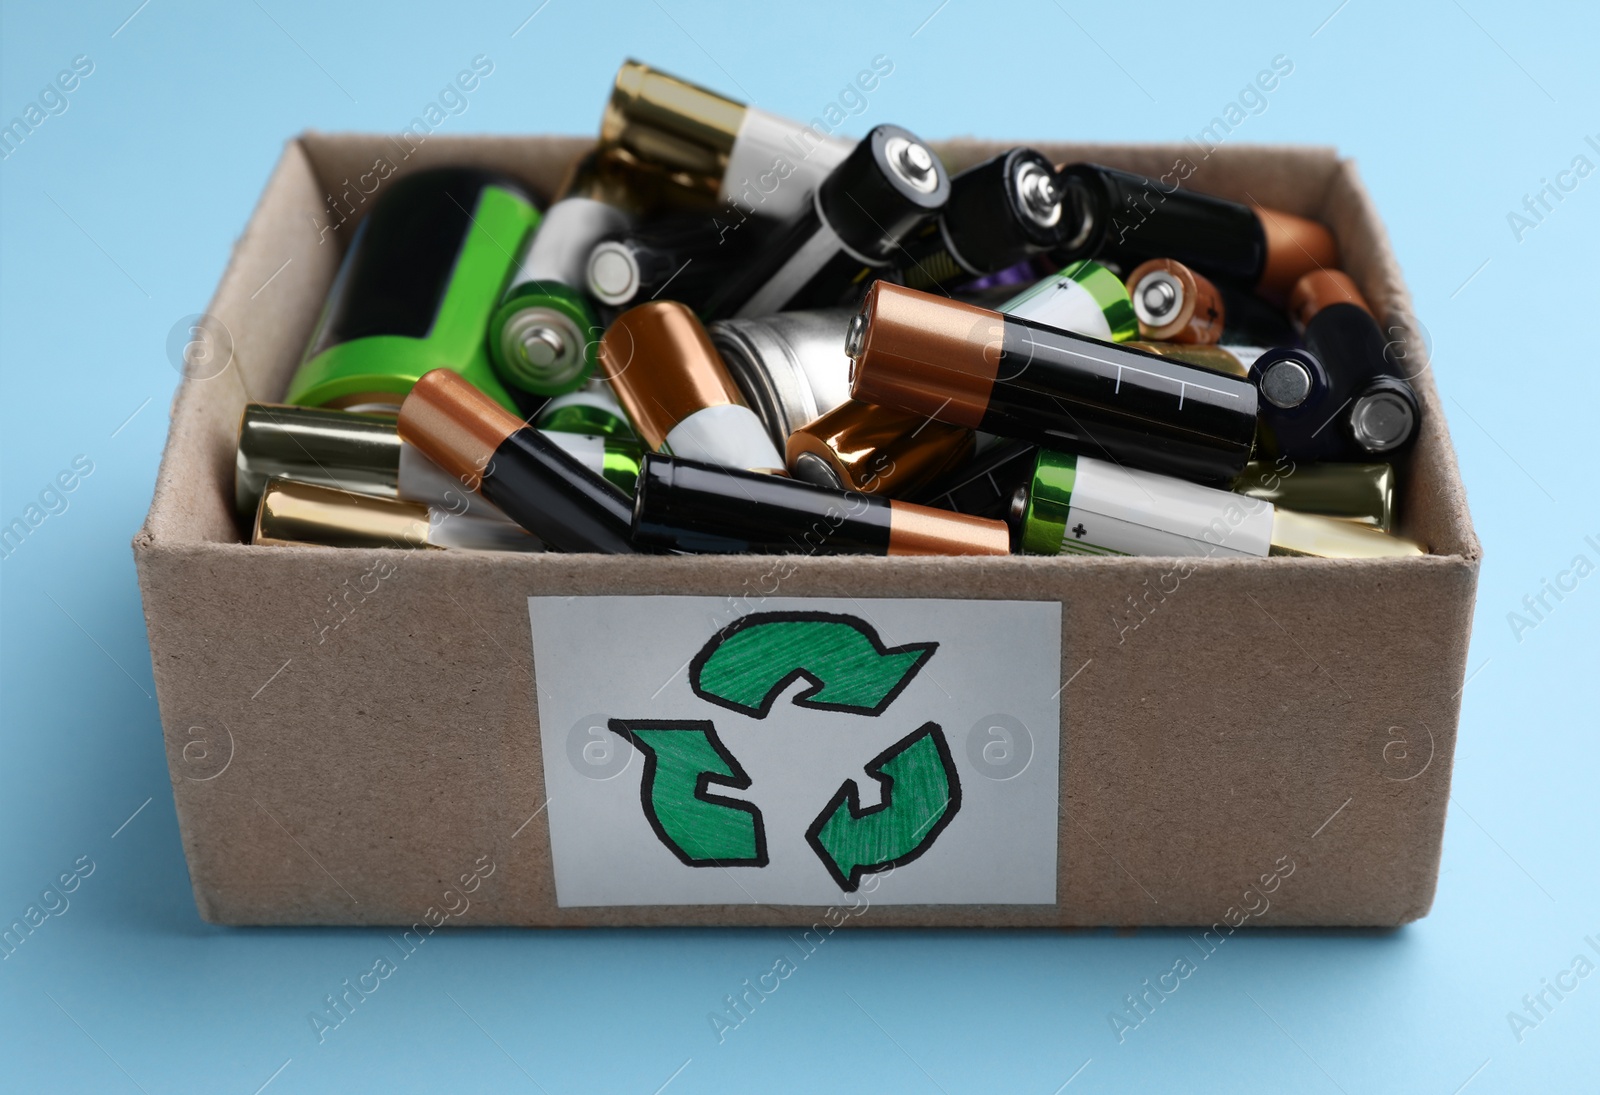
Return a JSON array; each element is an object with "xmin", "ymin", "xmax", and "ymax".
[
  {"xmin": 587, "ymin": 240, "xmax": 640, "ymax": 305},
  {"xmin": 1349, "ymin": 386, "xmax": 1416, "ymax": 453},
  {"xmin": 1015, "ymin": 160, "xmax": 1062, "ymax": 228},
  {"xmin": 1259, "ymin": 357, "xmax": 1313, "ymax": 409}
]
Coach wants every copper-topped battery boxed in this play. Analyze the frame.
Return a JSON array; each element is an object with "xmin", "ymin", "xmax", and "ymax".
[
  {"xmin": 845, "ymin": 286, "xmax": 1001, "ymax": 430},
  {"xmin": 786, "ymin": 400, "xmax": 975, "ymax": 496},
  {"xmin": 848, "ymin": 281, "xmax": 1259, "ymax": 486},
  {"xmin": 1126, "ymin": 258, "xmax": 1225, "ymax": 344},
  {"xmin": 395, "ymin": 369, "xmax": 519, "ymax": 492},
  {"xmin": 1255, "ymin": 205, "xmax": 1342, "ymax": 298},
  {"xmin": 1289, "ymin": 268, "xmax": 1372, "ymax": 329},
  {"xmin": 599, "ymin": 301, "xmax": 744, "ymax": 445}
]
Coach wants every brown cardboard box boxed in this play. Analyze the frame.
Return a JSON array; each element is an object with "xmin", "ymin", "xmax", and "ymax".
[{"xmin": 133, "ymin": 133, "xmax": 1478, "ymax": 928}]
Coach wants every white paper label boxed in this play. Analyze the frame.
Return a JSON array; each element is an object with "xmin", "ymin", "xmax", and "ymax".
[{"xmin": 527, "ymin": 596, "xmax": 1061, "ymax": 906}]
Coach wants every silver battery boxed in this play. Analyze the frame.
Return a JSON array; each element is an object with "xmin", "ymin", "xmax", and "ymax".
[{"xmin": 708, "ymin": 309, "xmax": 854, "ymax": 444}]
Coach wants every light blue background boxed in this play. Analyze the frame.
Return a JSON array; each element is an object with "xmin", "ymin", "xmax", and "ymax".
[{"xmin": 2, "ymin": 1, "xmax": 1596, "ymax": 1091}]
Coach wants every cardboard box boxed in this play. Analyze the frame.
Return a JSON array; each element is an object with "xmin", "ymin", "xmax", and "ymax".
[{"xmin": 134, "ymin": 133, "xmax": 1479, "ymax": 928}]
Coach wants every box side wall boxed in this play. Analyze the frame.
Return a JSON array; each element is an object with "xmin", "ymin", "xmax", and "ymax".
[{"xmin": 142, "ymin": 544, "xmax": 1473, "ymax": 928}]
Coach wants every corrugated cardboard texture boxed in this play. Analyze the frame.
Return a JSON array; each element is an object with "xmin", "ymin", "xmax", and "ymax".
[{"xmin": 134, "ymin": 135, "xmax": 1479, "ymax": 927}]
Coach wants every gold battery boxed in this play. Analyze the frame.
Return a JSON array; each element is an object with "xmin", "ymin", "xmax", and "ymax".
[
  {"xmin": 1269, "ymin": 507, "xmax": 1421, "ymax": 558},
  {"xmin": 254, "ymin": 479, "xmax": 434, "ymax": 550},
  {"xmin": 1235, "ymin": 460, "xmax": 1395, "ymax": 531},
  {"xmin": 599, "ymin": 60, "xmax": 743, "ymax": 202},
  {"xmin": 785, "ymin": 401, "xmax": 975, "ymax": 497}
]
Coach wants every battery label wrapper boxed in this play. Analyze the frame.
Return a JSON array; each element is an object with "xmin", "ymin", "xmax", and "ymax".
[
  {"xmin": 1062, "ymin": 456, "xmax": 1273, "ymax": 559},
  {"xmin": 663, "ymin": 403, "xmax": 786, "ymax": 471},
  {"xmin": 723, "ymin": 107, "xmax": 852, "ymax": 220}
]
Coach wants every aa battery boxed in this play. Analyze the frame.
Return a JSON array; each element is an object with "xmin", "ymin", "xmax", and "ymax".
[
  {"xmin": 1126, "ymin": 258, "xmax": 1225, "ymax": 344},
  {"xmin": 586, "ymin": 215, "xmax": 766, "ymax": 313},
  {"xmin": 236, "ymin": 403, "xmax": 504, "ymax": 522},
  {"xmin": 896, "ymin": 148, "xmax": 1068, "ymax": 290},
  {"xmin": 534, "ymin": 380, "xmax": 636, "ymax": 439},
  {"xmin": 1258, "ymin": 270, "xmax": 1420, "ymax": 460},
  {"xmin": 488, "ymin": 189, "xmax": 633, "ymax": 396},
  {"xmin": 397, "ymin": 369, "xmax": 637, "ymax": 554},
  {"xmin": 598, "ymin": 301, "xmax": 786, "ymax": 472},
  {"xmin": 287, "ymin": 168, "xmax": 539, "ymax": 414},
  {"xmin": 998, "ymin": 260, "xmax": 1138, "ymax": 343},
  {"xmin": 1012, "ymin": 449, "xmax": 1421, "ymax": 559},
  {"xmin": 906, "ymin": 439, "xmax": 1039, "ymax": 520},
  {"xmin": 786, "ymin": 400, "xmax": 975, "ymax": 497},
  {"xmin": 708, "ymin": 309, "xmax": 854, "ymax": 443},
  {"xmin": 632, "ymin": 452, "xmax": 1011, "ymax": 556},
  {"xmin": 847, "ymin": 282, "xmax": 1259, "ymax": 485},
  {"xmin": 1054, "ymin": 163, "xmax": 1339, "ymax": 296},
  {"xmin": 253, "ymin": 479, "xmax": 540, "ymax": 553},
  {"xmin": 599, "ymin": 60, "xmax": 853, "ymax": 221},
  {"xmin": 1234, "ymin": 460, "xmax": 1395, "ymax": 531},
  {"xmin": 707, "ymin": 124, "xmax": 951, "ymax": 319}
]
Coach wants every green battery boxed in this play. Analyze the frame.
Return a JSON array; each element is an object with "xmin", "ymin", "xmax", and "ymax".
[
  {"xmin": 533, "ymin": 380, "xmax": 637, "ymax": 440},
  {"xmin": 999, "ymin": 259, "xmax": 1138, "ymax": 342},
  {"xmin": 486, "ymin": 178, "xmax": 633, "ymax": 396},
  {"xmin": 286, "ymin": 168, "xmax": 538, "ymax": 415},
  {"xmin": 486, "ymin": 279, "xmax": 601, "ymax": 397}
]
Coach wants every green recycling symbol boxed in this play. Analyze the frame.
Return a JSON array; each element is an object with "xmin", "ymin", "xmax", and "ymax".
[{"xmin": 607, "ymin": 612, "xmax": 962, "ymax": 891}]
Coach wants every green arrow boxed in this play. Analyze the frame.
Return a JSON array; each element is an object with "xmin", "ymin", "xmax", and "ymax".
[
  {"xmin": 609, "ymin": 720, "xmax": 767, "ymax": 867},
  {"xmin": 691, "ymin": 612, "xmax": 937, "ymax": 718},
  {"xmin": 805, "ymin": 723, "xmax": 962, "ymax": 891}
]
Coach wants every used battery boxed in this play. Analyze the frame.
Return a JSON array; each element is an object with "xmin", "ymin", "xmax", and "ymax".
[
  {"xmin": 397, "ymin": 369, "xmax": 637, "ymax": 554},
  {"xmin": 708, "ymin": 309, "xmax": 854, "ymax": 444},
  {"xmin": 599, "ymin": 60, "xmax": 853, "ymax": 221},
  {"xmin": 706, "ymin": 123, "xmax": 950, "ymax": 318},
  {"xmin": 586, "ymin": 215, "xmax": 767, "ymax": 313},
  {"xmin": 906, "ymin": 439, "xmax": 1039, "ymax": 520},
  {"xmin": 998, "ymin": 259, "xmax": 1138, "ymax": 342},
  {"xmin": 785, "ymin": 400, "xmax": 975, "ymax": 497},
  {"xmin": 1252, "ymin": 271, "xmax": 1420, "ymax": 461},
  {"xmin": 534, "ymin": 380, "xmax": 636, "ymax": 439},
  {"xmin": 847, "ymin": 282, "xmax": 1259, "ymax": 485},
  {"xmin": 632, "ymin": 452, "xmax": 1011, "ymax": 556},
  {"xmin": 599, "ymin": 300, "xmax": 786, "ymax": 472},
  {"xmin": 1126, "ymin": 258, "xmax": 1225, "ymax": 344},
  {"xmin": 1054, "ymin": 162, "xmax": 1339, "ymax": 297},
  {"xmin": 286, "ymin": 168, "xmax": 538, "ymax": 414},
  {"xmin": 1234, "ymin": 459, "xmax": 1396, "ymax": 531},
  {"xmin": 1012, "ymin": 449, "xmax": 1420, "ymax": 559},
  {"xmin": 896, "ymin": 148, "xmax": 1069, "ymax": 290},
  {"xmin": 253, "ymin": 479, "xmax": 540, "ymax": 553}
]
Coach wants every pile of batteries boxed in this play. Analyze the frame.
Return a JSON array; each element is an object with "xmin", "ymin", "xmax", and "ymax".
[{"xmin": 237, "ymin": 60, "xmax": 1425, "ymax": 561}]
